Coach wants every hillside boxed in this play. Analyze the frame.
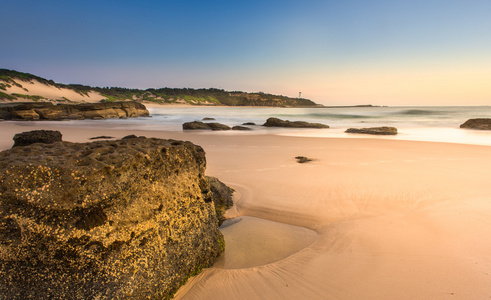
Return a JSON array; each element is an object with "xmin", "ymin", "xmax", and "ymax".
[{"xmin": 0, "ymin": 69, "xmax": 320, "ymax": 107}]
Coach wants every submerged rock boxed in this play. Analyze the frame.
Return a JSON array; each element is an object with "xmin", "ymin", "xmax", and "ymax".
[
  {"xmin": 12, "ymin": 130, "xmax": 63, "ymax": 147},
  {"xmin": 0, "ymin": 101, "xmax": 149, "ymax": 120},
  {"xmin": 345, "ymin": 126, "xmax": 398, "ymax": 135},
  {"xmin": 0, "ymin": 136, "xmax": 224, "ymax": 299},
  {"xmin": 207, "ymin": 123, "xmax": 231, "ymax": 131},
  {"xmin": 460, "ymin": 118, "xmax": 491, "ymax": 130},
  {"xmin": 263, "ymin": 117, "xmax": 329, "ymax": 128}
]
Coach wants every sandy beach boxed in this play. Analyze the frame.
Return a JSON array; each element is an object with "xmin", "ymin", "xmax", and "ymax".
[{"xmin": 1, "ymin": 122, "xmax": 491, "ymax": 299}]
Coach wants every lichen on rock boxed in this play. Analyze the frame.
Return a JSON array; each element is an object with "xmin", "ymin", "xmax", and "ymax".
[{"xmin": 0, "ymin": 136, "xmax": 225, "ymax": 299}]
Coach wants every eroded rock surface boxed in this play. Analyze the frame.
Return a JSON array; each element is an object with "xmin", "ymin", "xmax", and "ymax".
[
  {"xmin": 0, "ymin": 101, "xmax": 149, "ymax": 120},
  {"xmin": 0, "ymin": 136, "xmax": 224, "ymax": 299}
]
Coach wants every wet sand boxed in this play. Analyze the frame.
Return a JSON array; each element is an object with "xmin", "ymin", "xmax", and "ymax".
[
  {"xmin": 1, "ymin": 122, "xmax": 491, "ymax": 299},
  {"xmin": 215, "ymin": 216, "xmax": 317, "ymax": 269}
]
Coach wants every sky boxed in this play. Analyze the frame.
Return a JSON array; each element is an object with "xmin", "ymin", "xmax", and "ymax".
[{"xmin": 1, "ymin": 0, "xmax": 490, "ymax": 106}]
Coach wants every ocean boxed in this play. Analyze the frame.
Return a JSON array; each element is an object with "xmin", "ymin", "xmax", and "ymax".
[{"xmin": 64, "ymin": 106, "xmax": 491, "ymax": 146}]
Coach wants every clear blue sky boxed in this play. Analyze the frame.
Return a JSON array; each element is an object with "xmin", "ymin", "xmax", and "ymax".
[{"xmin": 1, "ymin": 0, "xmax": 490, "ymax": 105}]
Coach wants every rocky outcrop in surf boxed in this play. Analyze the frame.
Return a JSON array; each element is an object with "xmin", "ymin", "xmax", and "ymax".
[
  {"xmin": 263, "ymin": 117, "xmax": 329, "ymax": 128},
  {"xmin": 460, "ymin": 118, "xmax": 491, "ymax": 130},
  {"xmin": 345, "ymin": 126, "xmax": 398, "ymax": 135},
  {"xmin": 182, "ymin": 121, "xmax": 231, "ymax": 130},
  {"xmin": 0, "ymin": 135, "xmax": 224, "ymax": 299},
  {"xmin": 0, "ymin": 101, "xmax": 149, "ymax": 120}
]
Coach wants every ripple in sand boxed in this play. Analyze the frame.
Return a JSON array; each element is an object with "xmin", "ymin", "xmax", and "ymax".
[{"xmin": 214, "ymin": 216, "xmax": 317, "ymax": 269}]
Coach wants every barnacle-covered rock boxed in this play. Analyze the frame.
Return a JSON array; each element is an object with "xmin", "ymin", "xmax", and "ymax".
[{"xmin": 0, "ymin": 136, "xmax": 224, "ymax": 299}]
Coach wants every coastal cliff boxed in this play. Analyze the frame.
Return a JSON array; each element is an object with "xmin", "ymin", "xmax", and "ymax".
[
  {"xmin": 0, "ymin": 69, "xmax": 320, "ymax": 107},
  {"xmin": 0, "ymin": 135, "xmax": 224, "ymax": 299},
  {"xmin": 0, "ymin": 101, "xmax": 149, "ymax": 120}
]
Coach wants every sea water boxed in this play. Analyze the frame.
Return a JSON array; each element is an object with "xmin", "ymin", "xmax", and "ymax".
[{"xmin": 58, "ymin": 106, "xmax": 491, "ymax": 146}]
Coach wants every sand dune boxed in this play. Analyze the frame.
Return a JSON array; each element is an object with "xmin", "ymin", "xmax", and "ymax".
[
  {"xmin": 2, "ymin": 79, "xmax": 105, "ymax": 102},
  {"xmin": 1, "ymin": 123, "xmax": 490, "ymax": 299}
]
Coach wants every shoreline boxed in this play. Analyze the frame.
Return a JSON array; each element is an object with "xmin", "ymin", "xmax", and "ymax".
[
  {"xmin": 1, "ymin": 123, "xmax": 491, "ymax": 299},
  {"xmin": 2, "ymin": 118, "xmax": 491, "ymax": 148}
]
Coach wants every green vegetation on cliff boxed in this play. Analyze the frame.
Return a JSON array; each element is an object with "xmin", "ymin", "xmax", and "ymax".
[{"xmin": 0, "ymin": 69, "xmax": 320, "ymax": 107}]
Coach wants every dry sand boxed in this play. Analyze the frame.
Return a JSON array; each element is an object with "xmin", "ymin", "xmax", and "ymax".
[
  {"xmin": 1, "ymin": 122, "xmax": 491, "ymax": 299},
  {"xmin": 3, "ymin": 79, "xmax": 105, "ymax": 102}
]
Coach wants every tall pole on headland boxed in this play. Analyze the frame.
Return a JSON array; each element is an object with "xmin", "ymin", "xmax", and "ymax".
[{"xmin": 299, "ymin": 91, "xmax": 302, "ymax": 98}]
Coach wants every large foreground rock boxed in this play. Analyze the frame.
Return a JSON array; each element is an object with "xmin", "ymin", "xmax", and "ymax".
[
  {"xmin": 460, "ymin": 118, "xmax": 491, "ymax": 130},
  {"xmin": 345, "ymin": 126, "xmax": 398, "ymax": 135},
  {"xmin": 263, "ymin": 117, "xmax": 329, "ymax": 128},
  {"xmin": 0, "ymin": 101, "xmax": 149, "ymax": 120},
  {"xmin": 0, "ymin": 137, "xmax": 224, "ymax": 299}
]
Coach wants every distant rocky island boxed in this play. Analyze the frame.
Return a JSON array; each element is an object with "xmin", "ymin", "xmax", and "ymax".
[{"xmin": 0, "ymin": 69, "xmax": 320, "ymax": 107}]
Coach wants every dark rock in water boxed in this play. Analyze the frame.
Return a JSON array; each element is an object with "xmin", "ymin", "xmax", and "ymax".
[
  {"xmin": 295, "ymin": 156, "xmax": 312, "ymax": 163},
  {"xmin": 183, "ymin": 121, "xmax": 211, "ymax": 130},
  {"xmin": 12, "ymin": 130, "xmax": 62, "ymax": 147},
  {"xmin": 207, "ymin": 123, "xmax": 231, "ymax": 131},
  {"xmin": 345, "ymin": 126, "xmax": 398, "ymax": 135},
  {"xmin": 182, "ymin": 121, "xmax": 231, "ymax": 130},
  {"xmin": 89, "ymin": 136, "xmax": 114, "ymax": 140},
  {"xmin": 242, "ymin": 122, "xmax": 256, "ymax": 126},
  {"xmin": 263, "ymin": 117, "xmax": 329, "ymax": 128},
  {"xmin": 0, "ymin": 137, "xmax": 224, "ymax": 299},
  {"xmin": 232, "ymin": 125, "xmax": 252, "ymax": 131},
  {"xmin": 206, "ymin": 176, "xmax": 234, "ymax": 225},
  {"xmin": 202, "ymin": 117, "xmax": 215, "ymax": 121},
  {"xmin": 460, "ymin": 118, "xmax": 491, "ymax": 130},
  {"xmin": 0, "ymin": 101, "xmax": 149, "ymax": 121}
]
